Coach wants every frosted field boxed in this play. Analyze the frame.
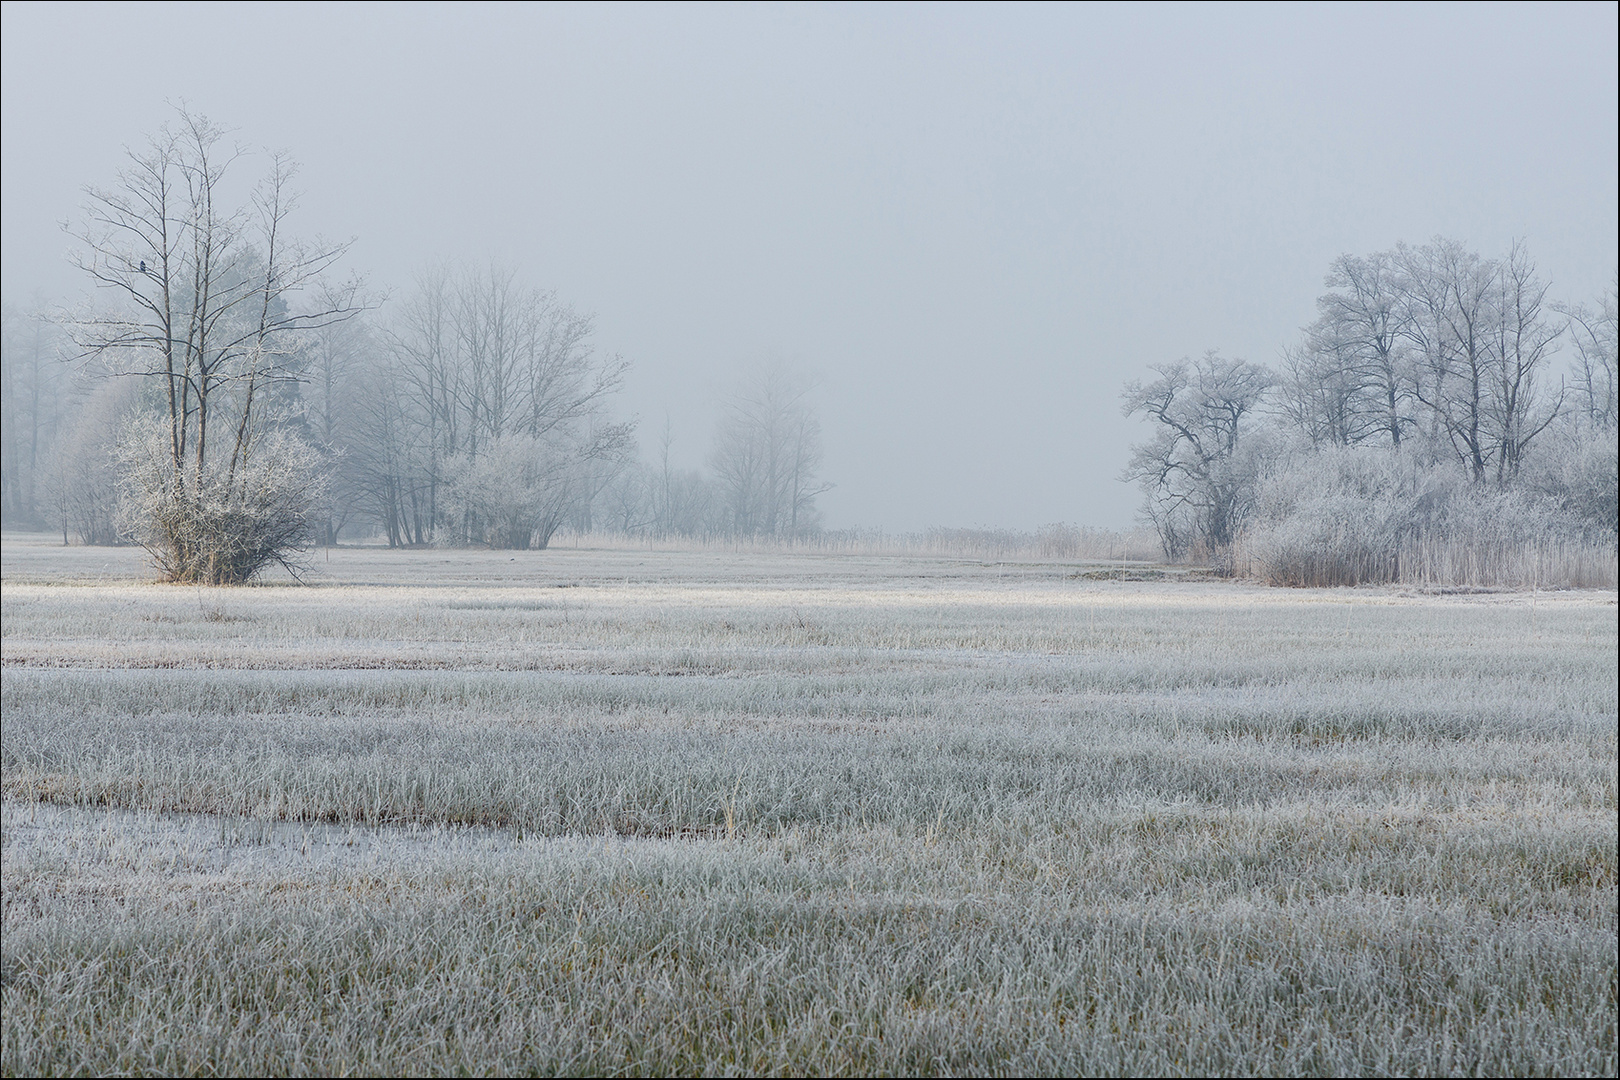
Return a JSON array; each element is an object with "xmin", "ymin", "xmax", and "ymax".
[{"xmin": 1, "ymin": 533, "xmax": 1615, "ymax": 1076}]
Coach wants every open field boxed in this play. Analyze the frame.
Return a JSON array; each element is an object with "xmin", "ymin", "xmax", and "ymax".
[{"xmin": 2, "ymin": 531, "xmax": 1616, "ymax": 1076}]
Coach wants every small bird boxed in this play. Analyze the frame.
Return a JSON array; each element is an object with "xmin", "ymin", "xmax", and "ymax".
[{"xmin": 139, "ymin": 261, "xmax": 147, "ymax": 273}]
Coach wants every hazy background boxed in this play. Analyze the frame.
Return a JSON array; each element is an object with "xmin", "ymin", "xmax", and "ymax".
[{"xmin": 3, "ymin": 2, "xmax": 1615, "ymax": 530}]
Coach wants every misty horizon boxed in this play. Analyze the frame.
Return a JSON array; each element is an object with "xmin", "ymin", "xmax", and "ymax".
[{"xmin": 3, "ymin": 3, "xmax": 1616, "ymax": 532}]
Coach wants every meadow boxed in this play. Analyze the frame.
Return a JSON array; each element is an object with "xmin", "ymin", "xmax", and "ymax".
[{"xmin": 1, "ymin": 533, "xmax": 1615, "ymax": 1076}]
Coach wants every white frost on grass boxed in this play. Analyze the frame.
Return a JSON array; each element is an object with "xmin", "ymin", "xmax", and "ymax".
[{"xmin": 2, "ymin": 536, "xmax": 1615, "ymax": 1076}]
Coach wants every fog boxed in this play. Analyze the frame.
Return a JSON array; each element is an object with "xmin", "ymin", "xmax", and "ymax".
[{"xmin": 2, "ymin": 3, "xmax": 1615, "ymax": 530}]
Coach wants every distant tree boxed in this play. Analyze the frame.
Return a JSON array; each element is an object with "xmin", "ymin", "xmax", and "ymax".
[
  {"xmin": 65, "ymin": 107, "xmax": 357, "ymax": 582},
  {"xmin": 342, "ymin": 349, "xmax": 423, "ymax": 547},
  {"xmin": 1396, "ymin": 239, "xmax": 1499, "ymax": 480},
  {"xmin": 378, "ymin": 264, "xmax": 632, "ymax": 548},
  {"xmin": 650, "ymin": 417, "xmax": 680, "ymax": 536},
  {"xmin": 1558, "ymin": 282, "xmax": 1618, "ymax": 433},
  {"xmin": 0, "ymin": 303, "xmax": 68, "ymax": 528},
  {"xmin": 1121, "ymin": 351, "xmax": 1274, "ymax": 562},
  {"xmin": 385, "ymin": 265, "xmax": 457, "ymax": 540},
  {"xmin": 442, "ymin": 425, "xmax": 631, "ymax": 550},
  {"xmin": 640, "ymin": 419, "xmax": 723, "ymax": 539},
  {"xmin": 441, "ymin": 433, "xmax": 573, "ymax": 550},
  {"xmin": 1275, "ymin": 335, "xmax": 1367, "ymax": 449},
  {"xmin": 1483, "ymin": 243, "xmax": 1565, "ymax": 481},
  {"xmin": 48, "ymin": 379, "xmax": 137, "ymax": 545},
  {"xmin": 299, "ymin": 281, "xmax": 373, "ymax": 544},
  {"xmin": 1123, "ymin": 240, "xmax": 1615, "ymax": 583},
  {"xmin": 709, "ymin": 363, "xmax": 831, "ymax": 538},
  {"xmin": 595, "ymin": 460, "xmax": 656, "ymax": 535}
]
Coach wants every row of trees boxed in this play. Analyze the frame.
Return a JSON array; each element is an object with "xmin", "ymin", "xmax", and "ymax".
[
  {"xmin": 0, "ymin": 110, "xmax": 831, "ymax": 582},
  {"xmin": 1124, "ymin": 238, "xmax": 1616, "ymax": 583},
  {"xmin": 313, "ymin": 264, "xmax": 634, "ymax": 551},
  {"xmin": 592, "ymin": 369, "xmax": 828, "ymax": 540}
]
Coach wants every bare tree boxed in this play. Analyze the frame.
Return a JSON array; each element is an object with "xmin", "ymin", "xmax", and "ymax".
[
  {"xmin": 1284, "ymin": 251, "xmax": 1415, "ymax": 448},
  {"xmin": 300, "ymin": 281, "xmax": 374, "ymax": 544},
  {"xmin": 343, "ymin": 350, "xmax": 423, "ymax": 547},
  {"xmin": 1275, "ymin": 336, "xmax": 1367, "ymax": 449},
  {"xmin": 1397, "ymin": 238, "xmax": 1501, "ymax": 481},
  {"xmin": 1558, "ymin": 282, "xmax": 1618, "ymax": 433},
  {"xmin": 652, "ymin": 416, "xmax": 679, "ymax": 536},
  {"xmin": 388, "ymin": 265, "xmax": 457, "ymax": 534},
  {"xmin": 1484, "ymin": 243, "xmax": 1564, "ymax": 481},
  {"xmin": 596, "ymin": 461, "xmax": 656, "ymax": 535},
  {"xmin": 1122, "ymin": 351, "xmax": 1274, "ymax": 562},
  {"xmin": 1397, "ymin": 239, "xmax": 1566, "ymax": 483},
  {"xmin": 65, "ymin": 107, "xmax": 357, "ymax": 582}
]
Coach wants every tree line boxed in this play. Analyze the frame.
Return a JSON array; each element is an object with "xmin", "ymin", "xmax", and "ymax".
[
  {"xmin": 7, "ymin": 110, "xmax": 1612, "ymax": 588},
  {"xmin": 0, "ymin": 111, "xmax": 830, "ymax": 582},
  {"xmin": 1123, "ymin": 239, "xmax": 1616, "ymax": 585}
]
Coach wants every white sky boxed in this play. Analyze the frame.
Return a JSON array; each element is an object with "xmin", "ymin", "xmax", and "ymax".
[{"xmin": 3, "ymin": 2, "xmax": 1616, "ymax": 529}]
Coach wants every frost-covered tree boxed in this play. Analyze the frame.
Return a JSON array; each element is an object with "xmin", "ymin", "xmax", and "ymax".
[
  {"xmin": 1121, "ymin": 352, "xmax": 1274, "ymax": 562},
  {"xmin": 299, "ymin": 280, "xmax": 374, "ymax": 545},
  {"xmin": 1133, "ymin": 240, "xmax": 1617, "ymax": 584},
  {"xmin": 377, "ymin": 264, "xmax": 634, "ymax": 548},
  {"xmin": 66, "ymin": 107, "xmax": 357, "ymax": 582},
  {"xmin": 441, "ymin": 433, "xmax": 575, "ymax": 550},
  {"xmin": 1277, "ymin": 251, "xmax": 1415, "ymax": 449},
  {"xmin": 1396, "ymin": 239, "xmax": 1563, "ymax": 483},
  {"xmin": 1559, "ymin": 283, "xmax": 1618, "ymax": 433}
]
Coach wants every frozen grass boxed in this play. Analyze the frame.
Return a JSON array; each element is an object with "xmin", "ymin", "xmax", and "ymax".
[{"xmin": 1, "ymin": 531, "xmax": 1616, "ymax": 1076}]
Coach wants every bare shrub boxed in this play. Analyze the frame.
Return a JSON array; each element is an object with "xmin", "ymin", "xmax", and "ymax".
[{"xmin": 117, "ymin": 419, "xmax": 327, "ymax": 584}]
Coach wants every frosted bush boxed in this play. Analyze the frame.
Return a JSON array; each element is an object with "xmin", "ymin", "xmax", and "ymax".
[
  {"xmin": 1243, "ymin": 447, "xmax": 1420, "ymax": 585},
  {"xmin": 1242, "ymin": 445, "xmax": 1613, "ymax": 586},
  {"xmin": 116, "ymin": 419, "xmax": 328, "ymax": 585},
  {"xmin": 1520, "ymin": 420, "xmax": 1619, "ymax": 544},
  {"xmin": 440, "ymin": 433, "xmax": 579, "ymax": 550}
]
